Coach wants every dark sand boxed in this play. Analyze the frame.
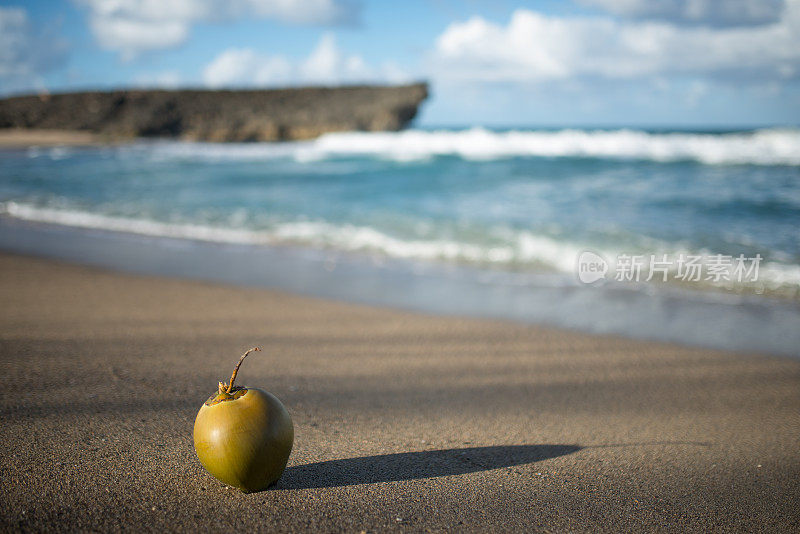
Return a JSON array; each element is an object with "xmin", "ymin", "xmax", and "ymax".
[{"xmin": 1, "ymin": 252, "xmax": 799, "ymax": 532}]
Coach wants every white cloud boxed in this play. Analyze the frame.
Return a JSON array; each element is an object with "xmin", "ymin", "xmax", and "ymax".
[
  {"xmin": 133, "ymin": 70, "xmax": 183, "ymax": 88},
  {"xmin": 203, "ymin": 33, "xmax": 411, "ymax": 88},
  {"xmin": 203, "ymin": 49, "xmax": 292, "ymax": 87},
  {"xmin": 299, "ymin": 33, "xmax": 371, "ymax": 82},
  {"xmin": 299, "ymin": 33, "xmax": 343, "ymax": 81},
  {"xmin": 90, "ymin": 17, "xmax": 188, "ymax": 60},
  {"xmin": 381, "ymin": 61, "xmax": 412, "ymax": 84},
  {"xmin": 0, "ymin": 7, "xmax": 67, "ymax": 95},
  {"xmin": 78, "ymin": 0, "xmax": 361, "ymax": 59},
  {"xmin": 580, "ymin": 0, "xmax": 786, "ymax": 28},
  {"xmin": 431, "ymin": 2, "xmax": 800, "ymax": 84}
]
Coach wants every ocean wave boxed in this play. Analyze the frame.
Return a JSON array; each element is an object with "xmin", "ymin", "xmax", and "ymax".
[
  {"xmin": 0, "ymin": 202, "xmax": 263, "ymax": 245},
  {"xmin": 124, "ymin": 127, "xmax": 800, "ymax": 166},
  {"xmin": 0, "ymin": 201, "xmax": 584, "ymax": 270},
  {"xmin": 3, "ymin": 201, "xmax": 799, "ymax": 292}
]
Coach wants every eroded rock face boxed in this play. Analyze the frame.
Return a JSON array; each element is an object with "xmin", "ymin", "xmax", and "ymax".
[{"xmin": 0, "ymin": 83, "xmax": 428, "ymax": 142}]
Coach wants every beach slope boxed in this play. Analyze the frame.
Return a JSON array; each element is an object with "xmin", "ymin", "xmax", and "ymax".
[{"xmin": 1, "ymin": 253, "xmax": 798, "ymax": 532}]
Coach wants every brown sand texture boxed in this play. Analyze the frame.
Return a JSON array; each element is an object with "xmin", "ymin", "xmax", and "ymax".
[
  {"xmin": 1, "ymin": 253, "xmax": 799, "ymax": 532},
  {"xmin": 0, "ymin": 129, "xmax": 104, "ymax": 147}
]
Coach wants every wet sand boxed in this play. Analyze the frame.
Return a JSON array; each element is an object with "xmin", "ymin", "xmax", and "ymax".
[{"xmin": 1, "ymin": 252, "xmax": 798, "ymax": 532}]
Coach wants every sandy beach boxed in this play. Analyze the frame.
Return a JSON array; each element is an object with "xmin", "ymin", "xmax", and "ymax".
[
  {"xmin": 1, "ymin": 251, "xmax": 799, "ymax": 532},
  {"xmin": 0, "ymin": 129, "xmax": 108, "ymax": 147}
]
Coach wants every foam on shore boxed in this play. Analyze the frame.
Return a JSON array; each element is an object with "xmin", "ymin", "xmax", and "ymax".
[{"xmin": 4, "ymin": 200, "xmax": 799, "ymax": 293}]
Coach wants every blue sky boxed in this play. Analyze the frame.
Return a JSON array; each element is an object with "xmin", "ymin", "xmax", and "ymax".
[{"xmin": 2, "ymin": 0, "xmax": 799, "ymax": 127}]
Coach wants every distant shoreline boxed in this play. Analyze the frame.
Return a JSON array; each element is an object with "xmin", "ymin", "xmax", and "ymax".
[
  {"xmin": 0, "ymin": 128, "xmax": 110, "ymax": 147},
  {"xmin": 2, "ymin": 214, "xmax": 798, "ymax": 358}
]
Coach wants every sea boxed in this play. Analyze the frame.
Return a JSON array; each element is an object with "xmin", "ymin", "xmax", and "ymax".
[{"xmin": 1, "ymin": 126, "xmax": 799, "ymax": 356}]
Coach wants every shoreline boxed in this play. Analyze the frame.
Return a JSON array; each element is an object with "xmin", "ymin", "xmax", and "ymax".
[
  {"xmin": 1, "ymin": 214, "xmax": 799, "ymax": 358},
  {"xmin": 1, "ymin": 251, "xmax": 799, "ymax": 531},
  {"xmin": 0, "ymin": 128, "xmax": 112, "ymax": 147}
]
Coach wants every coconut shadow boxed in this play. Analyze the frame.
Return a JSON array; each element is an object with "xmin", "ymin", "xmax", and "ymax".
[{"xmin": 275, "ymin": 444, "xmax": 582, "ymax": 490}]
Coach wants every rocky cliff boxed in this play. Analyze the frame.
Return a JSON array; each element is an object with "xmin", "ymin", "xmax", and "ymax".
[{"xmin": 0, "ymin": 83, "xmax": 428, "ymax": 142}]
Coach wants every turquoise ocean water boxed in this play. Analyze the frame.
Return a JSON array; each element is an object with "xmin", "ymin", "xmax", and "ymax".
[{"xmin": 1, "ymin": 127, "xmax": 799, "ymax": 354}]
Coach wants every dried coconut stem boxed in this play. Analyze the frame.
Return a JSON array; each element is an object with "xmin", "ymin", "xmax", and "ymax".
[{"xmin": 225, "ymin": 347, "xmax": 260, "ymax": 394}]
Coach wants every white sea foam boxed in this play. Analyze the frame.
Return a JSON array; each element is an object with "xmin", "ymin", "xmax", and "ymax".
[
  {"xmin": 130, "ymin": 127, "xmax": 800, "ymax": 166},
  {"xmin": 0, "ymin": 201, "xmax": 583, "ymax": 270},
  {"xmin": 1, "ymin": 202, "xmax": 264, "ymax": 245},
  {"xmin": 3, "ymin": 201, "xmax": 799, "ymax": 292}
]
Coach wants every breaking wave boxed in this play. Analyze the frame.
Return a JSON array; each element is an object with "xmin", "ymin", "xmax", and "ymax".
[
  {"xmin": 3, "ymin": 201, "xmax": 799, "ymax": 292},
  {"xmin": 113, "ymin": 127, "xmax": 800, "ymax": 166}
]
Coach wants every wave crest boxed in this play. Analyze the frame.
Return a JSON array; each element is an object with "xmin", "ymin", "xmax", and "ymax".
[
  {"xmin": 120, "ymin": 127, "xmax": 800, "ymax": 166},
  {"xmin": 3, "ymin": 201, "xmax": 799, "ymax": 293}
]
